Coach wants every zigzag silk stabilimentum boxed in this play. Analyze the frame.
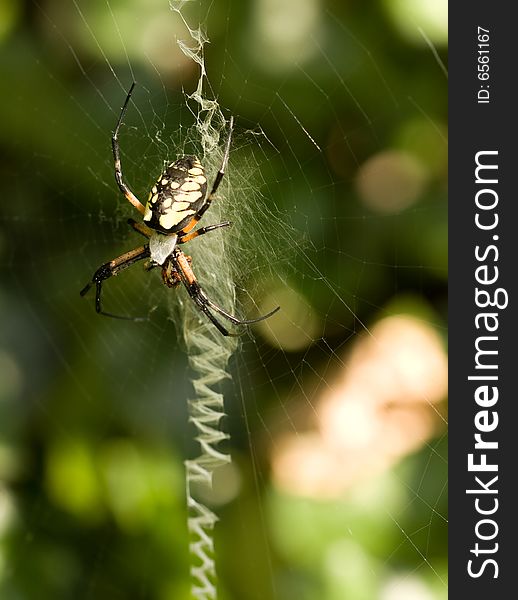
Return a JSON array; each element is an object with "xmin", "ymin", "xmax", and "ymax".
[{"xmin": 172, "ymin": 5, "xmax": 239, "ymax": 599}]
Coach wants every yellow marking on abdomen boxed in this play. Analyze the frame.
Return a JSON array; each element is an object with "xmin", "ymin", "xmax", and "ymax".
[
  {"xmin": 174, "ymin": 191, "xmax": 203, "ymax": 203},
  {"xmin": 181, "ymin": 181, "xmax": 201, "ymax": 192},
  {"xmin": 172, "ymin": 201, "xmax": 190, "ymax": 210},
  {"xmin": 159, "ymin": 209, "xmax": 195, "ymax": 230}
]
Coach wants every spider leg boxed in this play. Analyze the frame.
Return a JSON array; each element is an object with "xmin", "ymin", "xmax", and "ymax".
[
  {"xmin": 204, "ymin": 296, "xmax": 280, "ymax": 325},
  {"xmin": 178, "ymin": 221, "xmax": 231, "ymax": 244},
  {"xmin": 186, "ymin": 291, "xmax": 236, "ymax": 337},
  {"xmin": 207, "ymin": 115, "xmax": 234, "ymax": 199},
  {"xmin": 177, "ymin": 117, "xmax": 234, "ymax": 236},
  {"xmin": 173, "ymin": 248, "xmax": 279, "ymax": 336},
  {"xmin": 112, "ymin": 82, "xmax": 146, "ymax": 215},
  {"xmin": 80, "ymin": 245, "xmax": 151, "ymax": 321},
  {"xmin": 127, "ymin": 217, "xmax": 154, "ymax": 239}
]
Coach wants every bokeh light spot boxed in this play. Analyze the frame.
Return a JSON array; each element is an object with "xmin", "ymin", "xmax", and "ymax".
[
  {"xmin": 356, "ymin": 150, "xmax": 428, "ymax": 214},
  {"xmin": 258, "ymin": 286, "xmax": 321, "ymax": 351},
  {"xmin": 45, "ymin": 439, "xmax": 103, "ymax": 520},
  {"xmin": 383, "ymin": 0, "xmax": 448, "ymax": 46},
  {"xmin": 249, "ymin": 0, "xmax": 322, "ymax": 72},
  {"xmin": 271, "ymin": 310, "xmax": 447, "ymax": 498},
  {"xmin": 380, "ymin": 574, "xmax": 437, "ymax": 600}
]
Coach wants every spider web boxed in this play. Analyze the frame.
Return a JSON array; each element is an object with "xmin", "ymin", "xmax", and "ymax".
[{"xmin": 0, "ymin": 1, "xmax": 447, "ymax": 599}]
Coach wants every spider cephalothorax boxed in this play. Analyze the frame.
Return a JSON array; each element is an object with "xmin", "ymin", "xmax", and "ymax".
[{"xmin": 80, "ymin": 82, "xmax": 279, "ymax": 336}]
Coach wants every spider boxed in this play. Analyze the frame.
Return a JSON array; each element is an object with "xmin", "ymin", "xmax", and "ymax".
[{"xmin": 80, "ymin": 82, "xmax": 279, "ymax": 336}]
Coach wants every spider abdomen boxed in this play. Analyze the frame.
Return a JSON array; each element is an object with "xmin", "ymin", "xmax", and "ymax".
[{"xmin": 143, "ymin": 156, "xmax": 208, "ymax": 234}]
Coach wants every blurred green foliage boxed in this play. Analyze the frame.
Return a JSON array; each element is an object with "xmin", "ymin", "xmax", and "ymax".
[{"xmin": 0, "ymin": 1, "xmax": 447, "ymax": 599}]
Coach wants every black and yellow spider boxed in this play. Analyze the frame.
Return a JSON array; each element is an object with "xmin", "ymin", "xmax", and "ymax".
[{"xmin": 80, "ymin": 83, "xmax": 279, "ymax": 336}]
